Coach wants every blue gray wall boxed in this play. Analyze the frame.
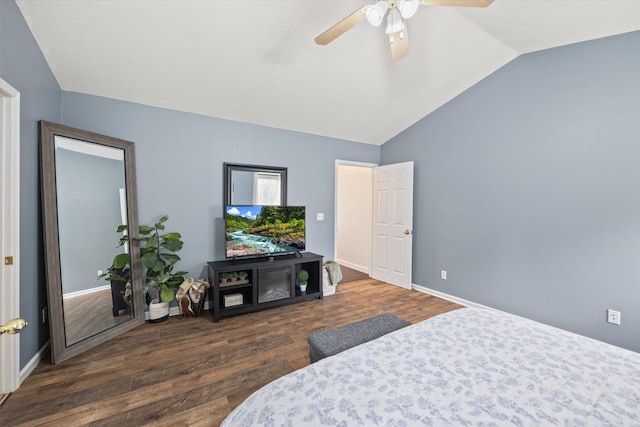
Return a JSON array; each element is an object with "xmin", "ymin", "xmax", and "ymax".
[
  {"xmin": 382, "ymin": 30, "xmax": 640, "ymax": 351},
  {"xmin": 60, "ymin": 92, "xmax": 380, "ymax": 280},
  {"xmin": 1, "ymin": 0, "xmax": 62, "ymax": 368}
]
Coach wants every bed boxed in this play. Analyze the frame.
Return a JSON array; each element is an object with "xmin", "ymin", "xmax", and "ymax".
[{"xmin": 221, "ymin": 307, "xmax": 640, "ymax": 426}]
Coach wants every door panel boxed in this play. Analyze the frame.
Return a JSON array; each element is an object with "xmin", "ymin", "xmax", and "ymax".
[
  {"xmin": 371, "ymin": 161, "xmax": 414, "ymax": 289},
  {"xmin": 0, "ymin": 78, "xmax": 21, "ymax": 394}
]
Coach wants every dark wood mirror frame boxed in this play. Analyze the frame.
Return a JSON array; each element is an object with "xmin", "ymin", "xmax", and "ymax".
[
  {"xmin": 224, "ymin": 162, "xmax": 288, "ymax": 206},
  {"xmin": 39, "ymin": 121, "xmax": 144, "ymax": 364}
]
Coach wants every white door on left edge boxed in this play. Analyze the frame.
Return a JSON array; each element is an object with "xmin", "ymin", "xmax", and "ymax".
[
  {"xmin": 371, "ymin": 161, "xmax": 413, "ymax": 290},
  {"xmin": 0, "ymin": 77, "xmax": 21, "ymax": 394}
]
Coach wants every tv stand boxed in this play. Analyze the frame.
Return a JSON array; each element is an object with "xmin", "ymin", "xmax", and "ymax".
[{"xmin": 207, "ymin": 252, "xmax": 323, "ymax": 322}]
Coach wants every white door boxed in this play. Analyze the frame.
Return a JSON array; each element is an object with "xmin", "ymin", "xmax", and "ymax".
[
  {"xmin": 0, "ymin": 78, "xmax": 21, "ymax": 394},
  {"xmin": 371, "ymin": 161, "xmax": 414, "ymax": 289}
]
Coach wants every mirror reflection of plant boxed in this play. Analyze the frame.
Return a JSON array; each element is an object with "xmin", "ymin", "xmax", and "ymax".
[{"xmin": 98, "ymin": 225, "xmax": 131, "ymax": 284}]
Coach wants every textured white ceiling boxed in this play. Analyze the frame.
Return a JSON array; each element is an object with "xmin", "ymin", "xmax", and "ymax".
[{"xmin": 15, "ymin": 0, "xmax": 640, "ymax": 145}]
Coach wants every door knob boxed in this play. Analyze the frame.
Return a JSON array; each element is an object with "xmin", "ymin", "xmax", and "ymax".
[
  {"xmin": 0, "ymin": 318, "xmax": 27, "ymax": 335},
  {"xmin": 404, "ymin": 229, "xmax": 411, "ymax": 235}
]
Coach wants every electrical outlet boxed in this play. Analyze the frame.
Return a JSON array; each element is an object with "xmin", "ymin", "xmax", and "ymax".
[
  {"xmin": 42, "ymin": 306, "xmax": 48, "ymax": 324},
  {"xmin": 441, "ymin": 270, "xmax": 447, "ymax": 280},
  {"xmin": 317, "ymin": 213, "xmax": 324, "ymax": 221},
  {"xmin": 607, "ymin": 309, "xmax": 621, "ymax": 325},
  {"xmin": 97, "ymin": 270, "xmax": 103, "ymax": 276}
]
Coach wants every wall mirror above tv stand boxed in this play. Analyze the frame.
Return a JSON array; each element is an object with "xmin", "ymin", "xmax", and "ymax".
[{"xmin": 224, "ymin": 162, "xmax": 287, "ymax": 206}]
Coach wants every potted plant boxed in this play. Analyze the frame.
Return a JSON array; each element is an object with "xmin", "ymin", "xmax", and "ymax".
[
  {"xmin": 238, "ymin": 271, "xmax": 248, "ymax": 282},
  {"xmin": 219, "ymin": 272, "xmax": 230, "ymax": 284},
  {"xmin": 297, "ymin": 269, "xmax": 309, "ymax": 292},
  {"xmin": 100, "ymin": 215, "xmax": 186, "ymax": 322},
  {"xmin": 138, "ymin": 215, "xmax": 187, "ymax": 322}
]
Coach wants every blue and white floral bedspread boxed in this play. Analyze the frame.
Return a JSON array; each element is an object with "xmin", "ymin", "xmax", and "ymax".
[{"xmin": 221, "ymin": 307, "xmax": 640, "ymax": 426}]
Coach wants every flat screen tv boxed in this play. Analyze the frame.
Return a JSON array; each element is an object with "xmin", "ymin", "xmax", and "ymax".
[{"xmin": 225, "ymin": 205, "xmax": 306, "ymax": 259}]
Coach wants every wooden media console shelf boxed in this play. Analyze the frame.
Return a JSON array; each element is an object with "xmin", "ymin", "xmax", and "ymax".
[{"xmin": 207, "ymin": 252, "xmax": 323, "ymax": 322}]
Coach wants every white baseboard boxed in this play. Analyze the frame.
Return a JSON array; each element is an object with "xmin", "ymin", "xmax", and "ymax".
[
  {"xmin": 335, "ymin": 259, "xmax": 370, "ymax": 274},
  {"xmin": 20, "ymin": 341, "xmax": 49, "ymax": 385},
  {"xmin": 411, "ymin": 284, "xmax": 496, "ymax": 311}
]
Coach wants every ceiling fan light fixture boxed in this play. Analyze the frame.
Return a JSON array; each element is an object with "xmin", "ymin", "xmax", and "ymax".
[
  {"xmin": 398, "ymin": 0, "xmax": 419, "ymax": 19},
  {"xmin": 366, "ymin": 1, "xmax": 389, "ymax": 27},
  {"xmin": 385, "ymin": 10, "xmax": 404, "ymax": 34}
]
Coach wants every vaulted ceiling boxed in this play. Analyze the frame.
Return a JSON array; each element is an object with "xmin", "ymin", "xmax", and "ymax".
[{"xmin": 16, "ymin": 0, "xmax": 640, "ymax": 145}]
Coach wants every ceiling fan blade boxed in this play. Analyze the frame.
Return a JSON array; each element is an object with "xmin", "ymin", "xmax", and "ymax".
[
  {"xmin": 389, "ymin": 26, "xmax": 409, "ymax": 61},
  {"xmin": 420, "ymin": 0, "xmax": 494, "ymax": 7},
  {"xmin": 315, "ymin": 5, "xmax": 370, "ymax": 45}
]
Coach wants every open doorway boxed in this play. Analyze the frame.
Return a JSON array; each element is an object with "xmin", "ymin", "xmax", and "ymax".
[{"xmin": 335, "ymin": 161, "xmax": 375, "ymax": 275}]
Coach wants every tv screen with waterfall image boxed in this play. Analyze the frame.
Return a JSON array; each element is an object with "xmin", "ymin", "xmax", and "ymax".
[{"xmin": 225, "ymin": 205, "xmax": 306, "ymax": 259}]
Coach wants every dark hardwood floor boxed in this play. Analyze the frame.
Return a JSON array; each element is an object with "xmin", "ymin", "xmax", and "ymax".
[{"xmin": 0, "ymin": 277, "xmax": 462, "ymax": 426}]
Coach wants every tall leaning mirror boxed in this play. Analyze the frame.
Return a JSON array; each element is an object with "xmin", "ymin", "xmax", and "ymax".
[{"xmin": 39, "ymin": 121, "xmax": 144, "ymax": 364}]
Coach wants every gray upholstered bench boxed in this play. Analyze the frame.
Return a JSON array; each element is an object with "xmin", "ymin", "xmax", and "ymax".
[{"xmin": 307, "ymin": 313, "xmax": 411, "ymax": 363}]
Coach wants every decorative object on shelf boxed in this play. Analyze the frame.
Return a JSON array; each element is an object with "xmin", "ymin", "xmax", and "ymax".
[
  {"xmin": 298, "ymin": 269, "xmax": 309, "ymax": 293},
  {"xmin": 224, "ymin": 293, "xmax": 244, "ymax": 307},
  {"xmin": 219, "ymin": 270, "xmax": 250, "ymax": 287}
]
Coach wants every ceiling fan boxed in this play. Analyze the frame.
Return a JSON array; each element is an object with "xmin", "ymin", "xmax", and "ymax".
[{"xmin": 315, "ymin": 0, "xmax": 494, "ymax": 60}]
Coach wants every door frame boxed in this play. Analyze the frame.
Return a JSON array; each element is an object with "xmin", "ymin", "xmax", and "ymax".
[
  {"xmin": 0, "ymin": 78, "xmax": 21, "ymax": 393},
  {"xmin": 334, "ymin": 160, "xmax": 376, "ymax": 274}
]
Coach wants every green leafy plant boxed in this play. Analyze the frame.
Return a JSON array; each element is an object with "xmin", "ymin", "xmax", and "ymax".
[
  {"xmin": 138, "ymin": 215, "xmax": 187, "ymax": 305},
  {"xmin": 297, "ymin": 269, "xmax": 309, "ymax": 286},
  {"xmin": 238, "ymin": 271, "xmax": 248, "ymax": 280},
  {"xmin": 98, "ymin": 215, "xmax": 186, "ymax": 305},
  {"xmin": 219, "ymin": 272, "xmax": 230, "ymax": 283}
]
